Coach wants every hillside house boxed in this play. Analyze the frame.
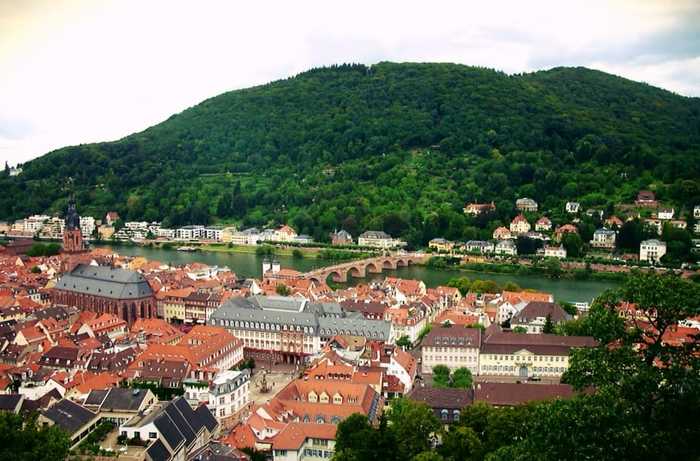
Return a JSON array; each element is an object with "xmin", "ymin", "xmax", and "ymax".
[
  {"xmin": 640, "ymin": 239, "xmax": 667, "ymax": 263},
  {"xmin": 590, "ymin": 228, "xmax": 616, "ymax": 249},
  {"xmin": 516, "ymin": 198, "xmax": 538, "ymax": 212}
]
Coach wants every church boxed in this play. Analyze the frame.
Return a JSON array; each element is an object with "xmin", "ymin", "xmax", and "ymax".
[
  {"xmin": 52, "ymin": 264, "xmax": 157, "ymax": 324},
  {"xmin": 53, "ymin": 198, "xmax": 156, "ymax": 323}
]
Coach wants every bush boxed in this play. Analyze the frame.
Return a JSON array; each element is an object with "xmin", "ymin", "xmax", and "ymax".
[
  {"xmin": 255, "ymin": 245, "xmax": 275, "ymax": 256},
  {"xmin": 26, "ymin": 243, "xmax": 61, "ymax": 257}
]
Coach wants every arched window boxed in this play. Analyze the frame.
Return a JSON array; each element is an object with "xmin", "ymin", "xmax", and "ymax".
[{"xmin": 440, "ymin": 409, "xmax": 449, "ymax": 421}]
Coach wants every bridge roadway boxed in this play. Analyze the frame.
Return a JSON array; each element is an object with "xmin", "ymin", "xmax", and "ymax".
[{"xmin": 303, "ymin": 253, "xmax": 427, "ymax": 283}]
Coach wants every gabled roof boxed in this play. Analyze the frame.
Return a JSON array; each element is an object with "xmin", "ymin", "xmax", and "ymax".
[
  {"xmin": 422, "ymin": 325, "xmax": 481, "ymax": 348},
  {"xmin": 0, "ymin": 394, "xmax": 23, "ymax": 412},
  {"xmin": 195, "ymin": 404, "xmax": 218, "ymax": 433},
  {"xmin": 271, "ymin": 423, "xmax": 337, "ymax": 450},
  {"xmin": 474, "ymin": 382, "xmax": 576, "ymax": 406},
  {"xmin": 55, "ymin": 264, "xmax": 153, "ymax": 300},
  {"xmin": 84, "ymin": 388, "xmax": 109, "ymax": 407},
  {"xmin": 151, "ymin": 397, "xmax": 218, "ymax": 452},
  {"xmin": 512, "ymin": 301, "xmax": 569, "ymax": 324},
  {"xmin": 146, "ymin": 439, "xmax": 171, "ymax": 461},
  {"xmin": 408, "ymin": 387, "xmax": 472, "ymax": 409},
  {"xmin": 99, "ymin": 387, "xmax": 150, "ymax": 412},
  {"xmin": 42, "ymin": 399, "xmax": 97, "ymax": 435}
]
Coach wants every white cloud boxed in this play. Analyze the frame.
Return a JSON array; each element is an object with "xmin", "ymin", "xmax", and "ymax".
[{"xmin": 1, "ymin": 0, "xmax": 698, "ymax": 165}]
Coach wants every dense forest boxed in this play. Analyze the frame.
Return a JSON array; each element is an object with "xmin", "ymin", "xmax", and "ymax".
[{"xmin": 2, "ymin": 62, "xmax": 700, "ymax": 245}]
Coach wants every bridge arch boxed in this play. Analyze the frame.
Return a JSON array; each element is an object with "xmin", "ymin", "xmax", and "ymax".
[
  {"xmin": 366, "ymin": 262, "xmax": 382, "ymax": 273},
  {"xmin": 326, "ymin": 269, "xmax": 346, "ymax": 283},
  {"xmin": 347, "ymin": 266, "xmax": 365, "ymax": 278}
]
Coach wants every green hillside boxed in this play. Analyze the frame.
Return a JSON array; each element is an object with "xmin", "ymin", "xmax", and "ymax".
[{"xmin": 2, "ymin": 62, "xmax": 699, "ymax": 245}]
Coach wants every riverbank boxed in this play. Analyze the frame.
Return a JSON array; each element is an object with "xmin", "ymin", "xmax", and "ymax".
[
  {"xmin": 425, "ymin": 257, "xmax": 630, "ymax": 283},
  {"xmin": 201, "ymin": 243, "xmax": 324, "ymax": 258}
]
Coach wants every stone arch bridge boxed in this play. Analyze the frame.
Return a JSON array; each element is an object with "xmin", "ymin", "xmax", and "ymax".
[{"xmin": 304, "ymin": 253, "xmax": 427, "ymax": 283}]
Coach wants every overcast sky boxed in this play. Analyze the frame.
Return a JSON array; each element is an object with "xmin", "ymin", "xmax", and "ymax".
[{"xmin": 1, "ymin": 0, "xmax": 699, "ymax": 166}]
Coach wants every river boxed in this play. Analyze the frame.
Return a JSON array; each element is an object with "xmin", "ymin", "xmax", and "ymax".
[{"xmin": 94, "ymin": 244, "xmax": 618, "ymax": 303}]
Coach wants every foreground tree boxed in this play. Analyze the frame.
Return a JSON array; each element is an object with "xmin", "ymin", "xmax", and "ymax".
[
  {"xmin": 0, "ymin": 412, "xmax": 70, "ymax": 461},
  {"xmin": 559, "ymin": 272, "xmax": 700, "ymax": 459},
  {"xmin": 386, "ymin": 398, "xmax": 441, "ymax": 460},
  {"xmin": 334, "ymin": 414, "xmax": 388, "ymax": 461}
]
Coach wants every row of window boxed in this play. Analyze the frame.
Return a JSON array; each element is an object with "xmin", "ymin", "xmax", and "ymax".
[
  {"xmin": 426, "ymin": 346, "xmax": 477, "ymax": 353},
  {"xmin": 303, "ymin": 448, "xmax": 334, "ymax": 458},
  {"xmin": 301, "ymin": 415, "xmax": 342, "ymax": 424},
  {"xmin": 480, "ymin": 365, "xmax": 567, "ymax": 374},
  {"xmin": 218, "ymin": 319, "xmax": 311, "ymax": 333},
  {"xmin": 424, "ymin": 355, "xmax": 476, "ymax": 362},
  {"xmin": 484, "ymin": 355, "xmax": 567, "ymax": 362},
  {"xmin": 440, "ymin": 409, "xmax": 460, "ymax": 421}
]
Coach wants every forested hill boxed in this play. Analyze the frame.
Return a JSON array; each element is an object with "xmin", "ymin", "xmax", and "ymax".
[{"xmin": 3, "ymin": 62, "xmax": 700, "ymax": 245}]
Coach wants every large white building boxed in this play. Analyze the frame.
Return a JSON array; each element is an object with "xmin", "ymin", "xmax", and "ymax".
[
  {"xmin": 590, "ymin": 228, "xmax": 616, "ymax": 249},
  {"xmin": 209, "ymin": 296, "xmax": 392, "ymax": 364},
  {"xmin": 357, "ymin": 231, "xmax": 406, "ymax": 249},
  {"xmin": 208, "ymin": 370, "xmax": 250, "ymax": 422},
  {"xmin": 640, "ymin": 239, "xmax": 667, "ymax": 263},
  {"xmin": 516, "ymin": 197, "xmax": 538, "ymax": 212},
  {"xmin": 230, "ymin": 228, "xmax": 261, "ymax": 245},
  {"xmin": 479, "ymin": 330, "xmax": 596, "ymax": 379},
  {"xmin": 421, "ymin": 325, "xmax": 481, "ymax": 375},
  {"xmin": 184, "ymin": 369, "xmax": 251, "ymax": 424},
  {"xmin": 20, "ymin": 214, "xmax": 51, "ymax": 234},
  {"xmin": 80, "ymin": 216, "xmax": 95, "ymax": 238},
  {"xmin": 494, "ymin": 240, "xmax": 517, "ymax": 256},
  {"xmin": 544, "ymin": 245, "xmax": 567, "ymax": 259}
]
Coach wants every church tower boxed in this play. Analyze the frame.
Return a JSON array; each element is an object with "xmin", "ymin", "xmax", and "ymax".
[{"xmin": 63, "ymin": 198, "xmax": 84, "ymax": 253}]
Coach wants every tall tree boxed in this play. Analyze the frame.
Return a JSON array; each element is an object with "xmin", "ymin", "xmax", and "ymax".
[
  {"xmin": 0, "ymin": 412, "xmax": 70, "ymax": 461},
  {"xmin": 386, "ymin": 398, "xmax": 442, "ymax": 460}
]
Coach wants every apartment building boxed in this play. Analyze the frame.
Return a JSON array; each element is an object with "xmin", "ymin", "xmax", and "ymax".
[
  {"xmin": 210, "ymin": 296, "xmax": 391, "ymax": 365},
  {"xmin": 421, "ymin": 325, "xmax": 481, "ymax": 375}
]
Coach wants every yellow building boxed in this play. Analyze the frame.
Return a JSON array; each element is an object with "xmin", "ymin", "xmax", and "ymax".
[
  {"xmin": 479, "ymin": 332, "xmax": 596, "ymax": 379},
  {"xmin": 160, "ymin": 288, "xmax": 192, "ymax": 323},
  {"xmin": 428, "ymin": 238, "xmax": 455, "ymax": 253}
]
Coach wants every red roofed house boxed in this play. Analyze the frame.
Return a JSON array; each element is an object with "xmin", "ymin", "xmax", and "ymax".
[
  {"xmin": 463, "ymin": 202, "xmax": 496, "ymax": 216},
  {"xmin": 492, "ymin": 227, "xmax": 512, "ymax": 240},
  {"xmin": 270, "ymin": 423, "xmax": 336, "ymax": 460},
  {"xmin": 535, "ymin": 217, "xmax": 552, "ymax": 232},
  {"xmin": 509, "ymin": 214, "xmax": 531, "ymax": 235},
  {"xmin": 77, "ymin": 313, "xmax": 127, "ymax": 340},
  {"xmin": 554, "ymin": 224, "xmax": 579, "ymax": 241},
  {"xmin": 276, "ymin": 225, "xmax": 298, "ymax": 242},
  {"xmin": 131, "ymin": 325, "xmax": 243, "ymax": 381},
  {"xmin": 635, "ymin": 190, "xmax": 658, "ymax": 207}
]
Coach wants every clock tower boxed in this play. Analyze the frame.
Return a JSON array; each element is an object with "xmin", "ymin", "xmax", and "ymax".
[{"xmin": 62, "ymin": 198, "xmax": 84, "ymax": 253}]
